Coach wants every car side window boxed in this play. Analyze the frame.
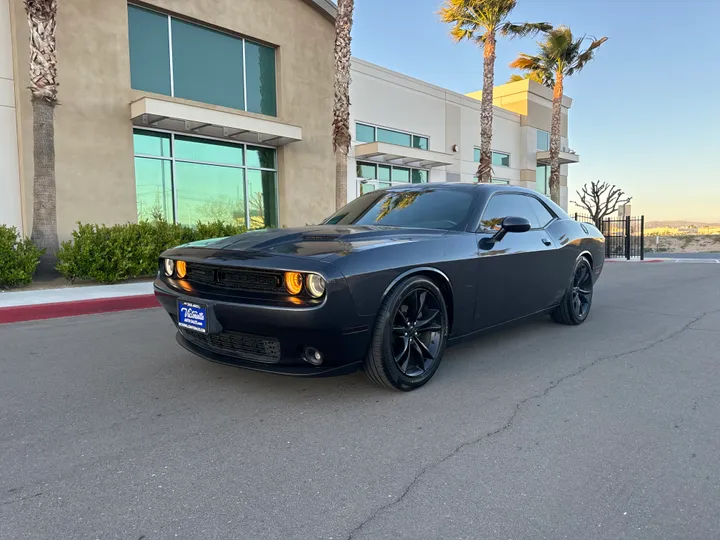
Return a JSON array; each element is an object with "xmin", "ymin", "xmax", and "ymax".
[
  {"xmin": 479, "ymin": 194, "xmax": 541, "ymax": 231},
  {"xmin": 526, "ymin": 197, "xmax": 556, "ymax": 228}
]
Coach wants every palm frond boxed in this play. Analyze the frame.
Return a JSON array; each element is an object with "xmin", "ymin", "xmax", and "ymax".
[{"xmin": 499, "ymin": 21, "xmax": 552, "ymax": 38}]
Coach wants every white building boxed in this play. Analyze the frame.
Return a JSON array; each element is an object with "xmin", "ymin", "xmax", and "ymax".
[{"xmin": 348, "ymin": 58, "xmax": 578, "ymax": 209}]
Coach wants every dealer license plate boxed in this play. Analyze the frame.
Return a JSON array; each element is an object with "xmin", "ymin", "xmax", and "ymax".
[{"xmin": 177, "ymin": 301, "xmax": 208, "ymax": 334}]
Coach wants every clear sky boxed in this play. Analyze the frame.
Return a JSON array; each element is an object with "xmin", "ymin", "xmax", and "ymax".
[{"xmin": 351, "ymin": 0, "xmax": 720, "ymax": 223}]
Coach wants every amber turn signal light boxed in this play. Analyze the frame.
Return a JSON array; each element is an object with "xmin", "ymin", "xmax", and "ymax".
[
  {"xmin": 284, "ymin": 272, "xmax": 303, "ymax": 295},
  {"xmin": 176, "ymin": 260, "xmax": 187, "ymax": 279}
]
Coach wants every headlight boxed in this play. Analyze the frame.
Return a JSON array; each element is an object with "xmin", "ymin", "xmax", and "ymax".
[
  {"xmin": 284, "ymin": 272, "xmax": 303, "ymax": 295},
  {"xmin": 163, "ymin": 258, "xmax": 175, "ymax": 277},
  {"xmin": 305, "ymin": 274, "xmax": 326, "ymax": 298},
  {"xmin": 176, "ymin": 260, "xmax": 187, "ymax": 279}
]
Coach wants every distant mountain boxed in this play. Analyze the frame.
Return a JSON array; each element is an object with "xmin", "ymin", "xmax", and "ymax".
[{"xmin": 646, "ymin": 221, "xmax": 720, "ymax": 228}]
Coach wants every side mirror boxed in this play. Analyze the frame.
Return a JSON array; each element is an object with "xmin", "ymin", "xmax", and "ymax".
[
  {"xmin": 480, "ymin": 216, "xmax": 532, "ymax": 249},
  {"xmin": 501, "ymin": 216, "xmax": 532, "ymax": 234}
]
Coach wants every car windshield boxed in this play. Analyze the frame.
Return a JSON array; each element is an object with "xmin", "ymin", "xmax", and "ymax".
[{"xmin": 323, "ymin": 188, "xmax": 475, "ymax": 230}]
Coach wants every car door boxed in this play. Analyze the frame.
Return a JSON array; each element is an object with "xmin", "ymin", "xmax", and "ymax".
[{"xmin": 473, "ymin": 192, "xmax": 558, "ymax": 330}]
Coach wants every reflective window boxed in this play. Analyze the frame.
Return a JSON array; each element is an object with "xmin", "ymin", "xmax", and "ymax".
[
  {"xmin": 135, "ymin": 158, "xmax": 173, "ymax": 222},
  {"xmin": 133, "ymin": 130, "xmax": 171, "ymax": 158},
  {"xmin": 325, "ymin": 189, "xmax": 475, "ymax": 230},
  {"xmin": 491, "ymin": 178, "xmax": 509, "ymax": 185},
  {"xmin": 356, "ymin": 123, "xmax": 376, "ymax": 143},
  {"xmin": 171, "ymin": 19, "xmax": 245, "ymax": 110},
  {"xmin": 127, "ymin": 6, "xmax": 171, "ymax": 95},
  {"xmin": 392, "ymin": 167, "xmax": 410, "ymax": 183},
  {"xmin": 245, "ymin": 41, "xmax": 277, "ymax": 116},
  {"xmin": 377, "ymin": 128, "xmax": 412, "ymax": 147},
  {"xmin": 355, "ymin": 122, "xmax": 428, "ymax": 151},
  {"xmin": 357, "ymin": 162, "xmax": 377, "ymax": 179},
  {"xmin": 492, "ymin": 152, "xmax": 510, "ymax": 167},
  {"xmin": 537, "ymin": 130, "xmax": 550, "ymax": 151},
  {"xmin": 127, "ymin": 6, "xmax": 276, "ymax": 116},
  {"xmin": 412, "ymin": 170, "xmax": 429, "ymax": 184},
  {"xmin": 174, "ymin": 135, "xmax": 244, "ymax": 166},
  {"xmin": 536, "ymin": 165, "xmax": 549, "ymax": 194},
  {"xmin": 378, "ymin": 165, "xmax": 391, "ymax": 182},
  {"xmin": 527, "ymin": 197, "xmax": 556, "ymax": 228},
  {"xmin": 480, "ymin": 194, "xmax": 551, "ymax": 231},
  {"xmin": 412, "ymin": 135, "xmax": 429, "ymax": 150},
  {"xmin": 474, "ymin": 148, "xmax": 481, "ymax": 162},
  {"xmin": 132, "ymin": 129, "xmax": 277, "ymax": 229}
]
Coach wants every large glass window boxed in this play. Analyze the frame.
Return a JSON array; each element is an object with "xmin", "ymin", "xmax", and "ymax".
[
  {"xmin": 537, "ymin": 130, "xmax": 550, "ymax": 151},
  {"xmin": 325, "ymin": 189, "xmax": 476, "ymax": 230},
  {"xmin": 536, "ymin": 165, "xmax": 549, "ymax": 195},
  {"xmin": 133, "ymin": 129, "xmax": 278, "ymax": 229},
  {"xmin": 355, "ymin": 122, "xmax": 429, "ymax": 150},
  {"xmin": 127, "ymin": 5, "xmax": 276, "ymax": 116}
]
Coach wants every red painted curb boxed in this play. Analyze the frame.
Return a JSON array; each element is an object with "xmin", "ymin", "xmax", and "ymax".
[
  {"xmin": 606, "ymin": 259, "xmax": 663, "ymax": 263},
  {"xmin": 0, "ymin": 294, "xmax": 159, "ymax": 325}
]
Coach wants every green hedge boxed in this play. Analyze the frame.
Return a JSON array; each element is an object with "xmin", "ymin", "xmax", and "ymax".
[
  {"xmin": 0, "ymin": 225, "xmax": 44, "ymax": 288},
  {"xmin": 56, "ymin": 220, "xmax": 246, "ymax": 284}
]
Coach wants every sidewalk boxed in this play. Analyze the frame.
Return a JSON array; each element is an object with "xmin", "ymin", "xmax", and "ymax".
[{"xmin": 0, "ymin": 281, "xmax": 157, "ymax": 324}]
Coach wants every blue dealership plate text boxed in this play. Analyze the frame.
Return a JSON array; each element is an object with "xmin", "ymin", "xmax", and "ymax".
[{"xmin": 178, "ymin": 301, "xmax": 208, "ymax": 333}]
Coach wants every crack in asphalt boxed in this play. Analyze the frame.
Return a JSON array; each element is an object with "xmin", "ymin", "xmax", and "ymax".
[
  {"xmin": 345, "ymin": 308, "xmax": 720, "ymax": 540},
  {"xmin": 1, "ymin": 492, "xmax": 43, "ymax": 506}
]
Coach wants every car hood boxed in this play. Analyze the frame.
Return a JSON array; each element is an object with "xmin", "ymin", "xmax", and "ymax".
[{"xmin": 177, "ymin": 226, "xmax": 449, "ymax": 261}]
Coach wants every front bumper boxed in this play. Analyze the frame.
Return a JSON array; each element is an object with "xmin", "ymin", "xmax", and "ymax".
[{"xmin": 154, "ymin": 278, "xmax": 373, "ymax": 377}]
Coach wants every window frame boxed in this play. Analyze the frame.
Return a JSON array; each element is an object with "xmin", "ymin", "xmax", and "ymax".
[
  {"xmin": 355, "ymin": 160, "xmax": 430, "ymax": 196},
  {"xmin": 127, "ymin": 3, "xmax": 277, "ymax": 116},
  {"xmin": 132, "ymin": 127, "xmax": 279, "ymax": 229},
  {"xmin": 476, "ymin": 192, "xmax": 558, "ymax": 233},
  {"xmin": 537, "ymin": 129, "xmax": 550, "ymax": 152},
  {"xmin": 354, "ymin": 122, "xmax": 429, "ymax": 151}
]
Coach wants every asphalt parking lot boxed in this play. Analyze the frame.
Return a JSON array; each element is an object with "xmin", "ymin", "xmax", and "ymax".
[{"xmin": 2, "ymin": 263, "xmax": 719, "ymax": 540}]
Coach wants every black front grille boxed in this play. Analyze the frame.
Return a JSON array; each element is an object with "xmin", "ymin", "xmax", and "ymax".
[
  {"xmin": 182, "ymin": 328, "xmax": 281, "ymax": 364},
  {"xmin": 185, "ymin": 263, "xmax": 283, "ymax": 293}
]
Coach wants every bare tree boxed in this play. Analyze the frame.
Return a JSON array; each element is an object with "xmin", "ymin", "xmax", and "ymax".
[{"xmin": 572, "ymin": 180, "xmax": 632, "ymax": 228}]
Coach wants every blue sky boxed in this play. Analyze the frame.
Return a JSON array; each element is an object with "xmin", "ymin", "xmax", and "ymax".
[{"xmin": 351, "ymin": 0, "xmax": 720, "ymax": 222}]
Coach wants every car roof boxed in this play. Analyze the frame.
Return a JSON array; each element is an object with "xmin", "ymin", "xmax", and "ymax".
[{"xmin": 379, "ymin": 182, "xmax": 569, "ymax": 219}]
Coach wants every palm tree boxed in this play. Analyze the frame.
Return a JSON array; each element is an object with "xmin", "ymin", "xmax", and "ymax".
[
  {"xmin": 507, "ymin": 71, "xmax": 553, "ymax": 86},
  {"xmin": 25, "ymin": 0, "xmax": 59, "ymax": 275},
  {"xmin": 510, "ymin": 26, "xmax": 607, "ymax": 204},
  {"xmin": 439, "ymin": 0, "xmax": 550, "ymax": 183},
  {"xmin": 332, "ymin": 0, "xmax": 354, "ymax": 211}
]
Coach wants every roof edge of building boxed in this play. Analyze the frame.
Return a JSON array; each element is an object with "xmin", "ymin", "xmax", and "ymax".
[{"xmin": 301, "ymin": 0, "xmax": 337, "ymax": 20}]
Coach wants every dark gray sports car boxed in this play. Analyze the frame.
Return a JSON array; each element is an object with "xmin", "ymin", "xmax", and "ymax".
[{"xmin": 154, "ymin": 183, "xmax": 605, "ymax": 391}]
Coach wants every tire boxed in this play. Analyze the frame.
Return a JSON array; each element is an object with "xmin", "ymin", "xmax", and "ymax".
[
  {"xmin": 551, "ymin": 257, "xmax": 594, "ymax": 325},
  {"xmin": 363, "ymin": 276, "xmax": 449, "ymax": 391}
]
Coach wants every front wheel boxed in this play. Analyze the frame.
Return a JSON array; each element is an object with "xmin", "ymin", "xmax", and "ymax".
[
  {"xmin": 364, "ymin": 276, "xmax": 449, "ymax": 391},
  {"xmin": 551, "ymin": 257, "xmax": 594, "ymax": 325}
]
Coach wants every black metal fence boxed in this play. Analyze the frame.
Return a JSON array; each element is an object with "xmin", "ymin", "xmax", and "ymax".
[{"xmin": 574, "ymin": 213, "xmax": 645, "ymax": 260}]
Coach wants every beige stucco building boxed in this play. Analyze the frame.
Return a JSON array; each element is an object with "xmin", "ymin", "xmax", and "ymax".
[
  {"xmin": 3, "ymin": 0, "xmax": 337, "ymax": 239},
  {"xmin": 1, "ymin": 0, "xmax": 578, "ymax": 240}
]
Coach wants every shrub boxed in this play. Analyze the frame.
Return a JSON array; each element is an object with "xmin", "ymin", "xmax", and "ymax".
[
  {"xmin": 56, "ymin": 220, "xmax": 246, "ymax": 284},
  {"xmin": 0, "ymin": 225, "xmax": 44, "ymax": 288}
]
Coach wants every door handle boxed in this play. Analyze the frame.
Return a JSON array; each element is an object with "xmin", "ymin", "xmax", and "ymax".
[{"xmin": 541, "ymin": 238, "xmax": 552, "ymax": 246}]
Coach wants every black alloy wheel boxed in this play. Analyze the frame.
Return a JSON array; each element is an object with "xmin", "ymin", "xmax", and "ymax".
[
  {"xmin": 392, "ymin": 288, "xmax": 444, "ymax": 377},
  {"xmin": 364, "ymin": 276, "xmax": 449, "ymax": 391},
  {"xmin": 551, "ymin": 257, "xmax": 594, "ymax": 325}
]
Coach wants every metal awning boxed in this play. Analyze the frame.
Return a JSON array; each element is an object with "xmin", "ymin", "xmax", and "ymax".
[
  {"xmin": 536, "ymin": 150, "xmax": 580, "ymax": 165},
  {"xmin": 354, "ymin": 141, "xmax": 454, "ymax": 168},
  {"xmin": 130, "ymin": 97, "xmax": 302, "ymax": 146}
]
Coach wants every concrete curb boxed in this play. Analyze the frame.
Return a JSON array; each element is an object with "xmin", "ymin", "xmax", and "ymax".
[
  {"xmin": 0, "ymin": 295, "xmax": 159, "ymax": 325},
  {"xmin": 0, "ymin": 281, "xmax": 158, "ymax": 324}
]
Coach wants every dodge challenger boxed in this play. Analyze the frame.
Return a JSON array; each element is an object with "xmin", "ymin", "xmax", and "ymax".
[{"xmin": 154, "ymin": 183, "xmax": 605, "ymax": 391}]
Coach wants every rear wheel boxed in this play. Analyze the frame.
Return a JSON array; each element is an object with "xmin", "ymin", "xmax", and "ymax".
[
  {"xmin": 551, "ymin": 257, "xmax": 594, "ymax": 325},
  {"xmin": 364, "ymin": 276, "xmax": 448, "ymax": 391}
]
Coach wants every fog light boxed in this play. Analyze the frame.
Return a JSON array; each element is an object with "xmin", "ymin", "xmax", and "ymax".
[{"xmin": 304, "ymin": 347, "xmax": 323, "ymax": 366}]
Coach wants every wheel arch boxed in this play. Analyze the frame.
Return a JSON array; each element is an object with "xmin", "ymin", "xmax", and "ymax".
[
  {"xmin": 380, "ymin": 267, "xmax": 455, "ymax": 334},
  {"xmin": 579, "ymin": 250, "xmax": 594, "ymax": 268}
]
